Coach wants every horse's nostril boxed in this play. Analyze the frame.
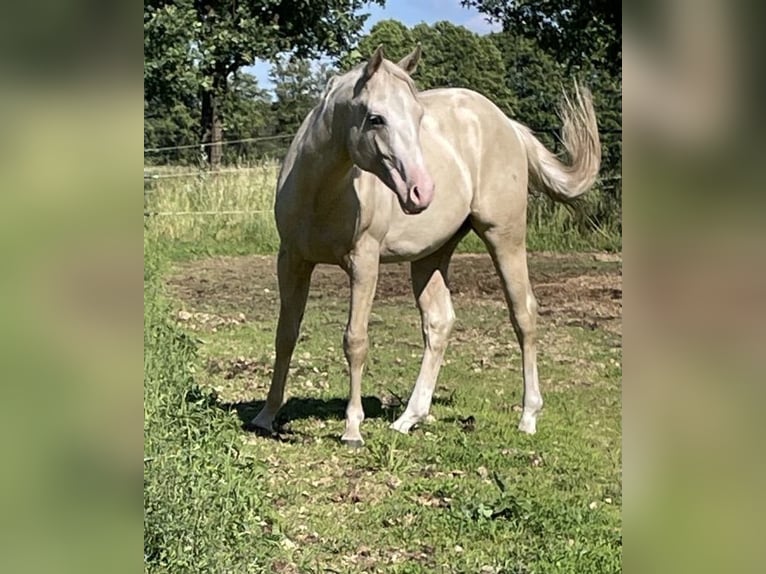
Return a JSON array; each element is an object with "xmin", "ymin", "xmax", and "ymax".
[{"xmin": 410, "ymin": 186, "xmax": 421, "ymax": 203}]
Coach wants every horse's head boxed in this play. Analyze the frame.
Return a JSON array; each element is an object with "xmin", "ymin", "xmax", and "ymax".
[{"xmin": 347, "ymin": 46, "xmax": 435, "ymax": 215}]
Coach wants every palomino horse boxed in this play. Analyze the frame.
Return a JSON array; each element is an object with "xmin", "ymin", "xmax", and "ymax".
[{"xmin": 252, "ymin": 46, "xmax": 601, "ymax": 446}]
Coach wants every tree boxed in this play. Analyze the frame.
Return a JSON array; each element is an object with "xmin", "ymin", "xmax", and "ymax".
[
  {"xmin": 144, "ymin": 2, "xmax": 202, "ymax": 163},
  {"xmin": 489, "ymin": 32, "xmax": 564, "ymax": 134},
  {"xmin": 339, "ymin": 19, "xmax": 414, "ymax": 70},
  {"xmin": 144, "ymin": 0, "xmax": 384, "ymax": 167},
  {"xmin": 144, "ymin": 2, "xmax": 200, "ymax": 112},
  {"xmin": 412, "ymin": 21, "xmax": 515, "ymax": 115},
  {"xmin": 460, "ymin": 0, "xmax": 621, "ymax": 76},
  {"xmin": 342, "ymin": 20, "xmax": 515, "ymax": 116},
  {"xmin": 271, "ymin": 57, "xmax": 334, "ymax": 136},
  {"xmin": 219, "ymin": 72, "xmax": 275, "ymax": 163}
]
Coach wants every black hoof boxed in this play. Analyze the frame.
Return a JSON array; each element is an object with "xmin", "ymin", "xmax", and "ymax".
[
  {"xmin": 248, "ymin": 424, "xmax": 275, "ymax": 437},
  {"xmin": 341, "ymin": 438, "xmax": 365, "ymax": 449}
]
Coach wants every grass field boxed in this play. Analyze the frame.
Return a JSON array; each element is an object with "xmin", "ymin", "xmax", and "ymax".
[
  {"xmin": 144, "ymin": 218, "xmax": 622, "ymax": 573},
  {"xmin": 143, "ymin": 164, "xmax": 621, "ymax": 260}
]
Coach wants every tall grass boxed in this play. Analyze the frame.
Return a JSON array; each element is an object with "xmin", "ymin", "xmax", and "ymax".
[
  {"xmin": 526, "ymin": 182, "xmax": 622, "ymax": 252},
  {"xmin": 144, "ymin": 163, "xmax": 620, "ymax": 260},
  {"xmin": 144, "ymin": 238, "xmax": 279, "ymax": 572},
  {"xmin": 144, "ymin": 163, "xmax": 280, "ymax": 259}
]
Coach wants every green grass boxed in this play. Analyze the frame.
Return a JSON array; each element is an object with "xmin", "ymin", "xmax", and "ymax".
[
  {"xmin": 144, "ymin": 229, "xmax": 622, "ymax": 572},
  {"xmin": 144, "ymin": 240, "xmax": 281, "ymax": 573},
  {"xmin": 143, "ymin": 163, "xmax": 281, "ymax": 261},
  {"xmin": 144, "ymin": 164, "xmax": 621, "ymax": 261}
]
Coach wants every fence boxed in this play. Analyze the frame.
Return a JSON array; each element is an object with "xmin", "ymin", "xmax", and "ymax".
[
  {"xmin": 143, "ymin": 127, "xmax": 621, "ymax": 170},
  {"xmin": 144, "ymin": 128, "xmax": 621, "ymax": 218},
  {"xmin": 144, "ymin": 133, "xmax": 295, "ymax": 167},
  {"xmin": 144, "ymin": 132, "xmax": 621, "ymax": 252}
]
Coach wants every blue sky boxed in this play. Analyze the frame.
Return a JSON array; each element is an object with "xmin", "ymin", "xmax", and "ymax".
[
  {"xmin": 245, "ymin": 0, "xmax": 499, "ymax": 92},
  {"xmin": 364, "ymin": 0, "xmax": 500, "ymax": 35}
]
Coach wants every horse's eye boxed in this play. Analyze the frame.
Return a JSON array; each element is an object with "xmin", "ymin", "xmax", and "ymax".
[{"xmin": 367, "ymin": 114, "xmax": 386, "ymax": 127}]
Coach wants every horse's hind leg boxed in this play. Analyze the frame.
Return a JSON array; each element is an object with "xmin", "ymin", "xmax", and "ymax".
[
  {"xmin": 391, "ymin": 235, "xmax": 463, "ymax": 434},
  {"xmin": 478, "ymin": 227, "xmax": 542, "ymax": 434},
  {"xmin": 251, "ymin": 248, "xmax": 314, "ymax": 433}
]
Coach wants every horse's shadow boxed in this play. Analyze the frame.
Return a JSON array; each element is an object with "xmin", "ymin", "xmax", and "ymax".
[{"xmin": 220, "ymin": 395, "xmax": 387, "ymax": 441}]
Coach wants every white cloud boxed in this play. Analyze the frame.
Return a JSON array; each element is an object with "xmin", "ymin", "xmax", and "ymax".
[{"xmin": 463, "ymin": 13, "xmax": 502, "ymax": 35}]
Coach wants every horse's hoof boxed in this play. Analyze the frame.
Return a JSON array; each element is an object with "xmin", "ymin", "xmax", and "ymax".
[
  {"xmin": 389, "ymin": 421, "xmax": 411, "ymax": 435},
  {"xmin": 341, "ymin": 437, "xmax": 365, "ymax": 449},
  {"xmin": 518, "ymin": 417, "xmax": 537, "ymax": 435},
  {"xmin": 249, "ymin": 423, "xmax": 275, "ymax": 437}
]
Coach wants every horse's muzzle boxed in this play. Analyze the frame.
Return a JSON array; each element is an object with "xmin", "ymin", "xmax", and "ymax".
[{"xmin": 402, "ymin": 170, "xmax": 435, "ymax": 214}]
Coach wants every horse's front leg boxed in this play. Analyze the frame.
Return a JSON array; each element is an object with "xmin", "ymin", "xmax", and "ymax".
[{"xmin": 340, "ymin": 238, "xmax": 380, "ymax": 447}]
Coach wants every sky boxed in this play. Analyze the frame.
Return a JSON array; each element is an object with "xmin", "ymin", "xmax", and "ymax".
[
  {"xmin": 364, "ymin": 0, "xmax": 500, "ymax": 35},
  {"xmin": 245, "ymin": 0, "xmax": 500, "ymax": 92}
]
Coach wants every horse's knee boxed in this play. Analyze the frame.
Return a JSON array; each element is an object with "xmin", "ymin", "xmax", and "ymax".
[
  {"xmin": 428, "ymin": 309, "xmax": 454, "ymax": 337},
  {"xmin": 424, "ymin": 304, "xmax": 455, "ymax": 351},
  {"xmin": 343, "ymin": 329, "xmax": 369, "ymax": 363}
]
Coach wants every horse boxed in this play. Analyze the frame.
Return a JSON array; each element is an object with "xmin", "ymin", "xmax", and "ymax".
[{"xmin": 251, "ymin": 46, "xmax": 601, "ymax": 447}]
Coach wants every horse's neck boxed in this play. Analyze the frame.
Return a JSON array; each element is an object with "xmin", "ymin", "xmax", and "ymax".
[{"xmin": 293, "ymin": 99, "xmax": 353, "ymax": 195}]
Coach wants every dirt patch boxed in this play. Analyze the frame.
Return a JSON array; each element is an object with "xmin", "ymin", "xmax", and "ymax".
[{"xmin": 167, "ymin": 252, "xmax": 621, "ymax": 335}]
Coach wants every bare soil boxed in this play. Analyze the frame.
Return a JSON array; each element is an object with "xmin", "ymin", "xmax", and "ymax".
[{"xmin": 168, "ymin": 252, "xmax": 621, "ymax": 336}]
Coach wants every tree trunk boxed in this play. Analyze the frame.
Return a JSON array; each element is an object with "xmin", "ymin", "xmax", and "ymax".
[{"xmin": 201, "ymin": 72, "xmax": 225, "ymax": 169}]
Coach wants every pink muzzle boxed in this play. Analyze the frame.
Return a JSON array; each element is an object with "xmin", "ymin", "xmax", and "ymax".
[{"xmin": 401, "ymin": 164, "xmax": 435, "ymax": 214}]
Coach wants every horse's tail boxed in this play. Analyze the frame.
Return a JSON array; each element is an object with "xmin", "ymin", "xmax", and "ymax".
[{"xmin": 515, "ymin": 83, "xmax": 601, "ymax": 204}]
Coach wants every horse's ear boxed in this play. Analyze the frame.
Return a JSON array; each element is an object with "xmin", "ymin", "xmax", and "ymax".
[
  {"xmin": 397, "ymin": 45, "xmax": 422, "ymax": 75},
  {"xmin": 365, "ymin": 45, "xmax": 385, "ymax": 78}
]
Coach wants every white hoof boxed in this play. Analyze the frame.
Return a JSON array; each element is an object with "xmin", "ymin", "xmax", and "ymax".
[
  {"xmin": 518, "ymin": 414, "xmax": 537, "ymax": 435},
  {"xmin": 340, "ymin": 434, "xmax": 365, "ymax": 448},
  {"xmin": 390, "ymin": 411, "xmax": 424, "ymax": 434}
]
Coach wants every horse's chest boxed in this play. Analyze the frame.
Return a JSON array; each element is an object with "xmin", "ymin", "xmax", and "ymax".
[
  {"xmin": 275, "ymin": 175, "xmax": 388, "ymax": 264},
  {"xmin": 276, "ymin": 201, "xmax": 361, "ymax": 264}
]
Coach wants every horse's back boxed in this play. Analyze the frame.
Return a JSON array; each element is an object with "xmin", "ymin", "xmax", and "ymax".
[
  {"xmin": 418, "ymin": 88, "xmax": 530, "ymax": 227},
  {"xmin": 419, "ymin": 88, "xmax": 523, "ymax": 152}
]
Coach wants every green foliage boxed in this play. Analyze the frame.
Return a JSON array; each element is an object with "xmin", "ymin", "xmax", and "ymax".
[
  {"xmin": 220, "ymin": 73, "xmax": 279, "ymax": 162},
  {"xmin": 488, "ymin": 33, "xmax": 563, "ymax": 131},
  {"xmin": 413, "ymin": 21, "xmax": 516, "ymax": 115},
  {"xmin": 461, "ymin": 0, "xmax": 621, "ymax": 76},
  {"xmin": 340, "ymin": 18, "xmax": 415, "ymax": 68},
  {"xmin": 146, "ymin": 0, "xmax": 386, "ymax": 77},
  {"xmin": 144, "ymin": 99, "xmax": 202, "ymax": 165},
  {"xmin": 144, "ymin": 0, "xmax": 385, "ymax": 165},
  {"xmin": 143, "ymin": 2, "xmax": 200, "ymax": 109},
  {"xmin": 270, "ymin": 56, "xmax": 335, "ymax": 135},
  {"xmin": 143, "ymin": 2, "xmax": 203, "ymax": 163},
  {"xmin": 343, "ymin": 20, "xmax": 515, "ymax": 115},
  {"xmin": 144, "ymin": 240, "xmax": 281, "ymax": 572}
]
